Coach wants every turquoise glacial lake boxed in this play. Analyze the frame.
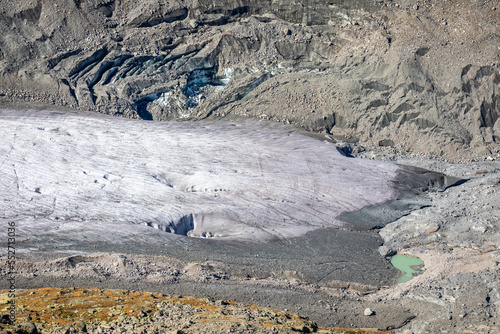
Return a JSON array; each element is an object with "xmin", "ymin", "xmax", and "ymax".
[{"xmin": 391, "ymin": 254, "xmax": 425, "ymax": 283}]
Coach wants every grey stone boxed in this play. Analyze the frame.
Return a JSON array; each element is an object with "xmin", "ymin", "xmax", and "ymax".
[{"xmin": 364, "ymin": 308, "xmax": 375, "ymax": 316}]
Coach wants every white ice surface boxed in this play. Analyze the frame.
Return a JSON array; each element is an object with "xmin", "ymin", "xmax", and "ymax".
[{"xmin": 0, "ymin": 109, "xmax": 399, "ymax": 242}]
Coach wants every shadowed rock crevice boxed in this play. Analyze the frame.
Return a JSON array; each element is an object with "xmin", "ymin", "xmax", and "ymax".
[
  {"xmin": 392, "ymin": 165, "xmax": 468, "ymax": 193},
  {"xmin": 14, "ymin": 1, "xmax": 42, "ymax": 24},
  {"xmin": 338, "ymin": 165, "xmax": 467, "ymax": 231},
  {"xmin": 143, "ymin": 214, "xmax": 196, "ymax": 236}
]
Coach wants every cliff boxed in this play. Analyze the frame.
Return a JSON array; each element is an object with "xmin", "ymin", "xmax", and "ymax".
[{"xmin": 0, "ymin": 0, "xmax": 499, "ymax": 159}]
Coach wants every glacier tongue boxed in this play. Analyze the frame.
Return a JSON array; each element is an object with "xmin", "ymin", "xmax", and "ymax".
[{"xmin": 0, "ymin": 108, "xmax": 399, "ymax": 242}]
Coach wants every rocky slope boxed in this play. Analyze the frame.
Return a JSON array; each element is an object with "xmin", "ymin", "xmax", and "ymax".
[{"xmin": 0, "ymin": 0, "xmax": 499, "ymax": 159}]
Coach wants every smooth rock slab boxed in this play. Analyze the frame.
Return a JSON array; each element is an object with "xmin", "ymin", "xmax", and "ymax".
[{"xmin": 0, "ymin": 108, "xmax": 400, "ymax": 242}]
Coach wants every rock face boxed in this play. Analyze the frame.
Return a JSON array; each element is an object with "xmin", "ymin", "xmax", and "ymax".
[{"xmin": 0, "ymin": 0, "xmax": 499, "ymax": 159}]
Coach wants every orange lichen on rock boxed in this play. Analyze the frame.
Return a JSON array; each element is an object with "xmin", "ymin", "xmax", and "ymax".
[
  {"xmin": 0, "ymin": 288, "xmax": 167, "ymax": 330},
  {"xmin": 0, "ymin": 288, "xmax": 393, "ymax": 333}
]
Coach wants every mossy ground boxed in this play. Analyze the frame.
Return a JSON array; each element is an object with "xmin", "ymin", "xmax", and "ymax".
[{"xmin": 0, "ymin": 288, "xmax": 392, "ymax": 333}]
